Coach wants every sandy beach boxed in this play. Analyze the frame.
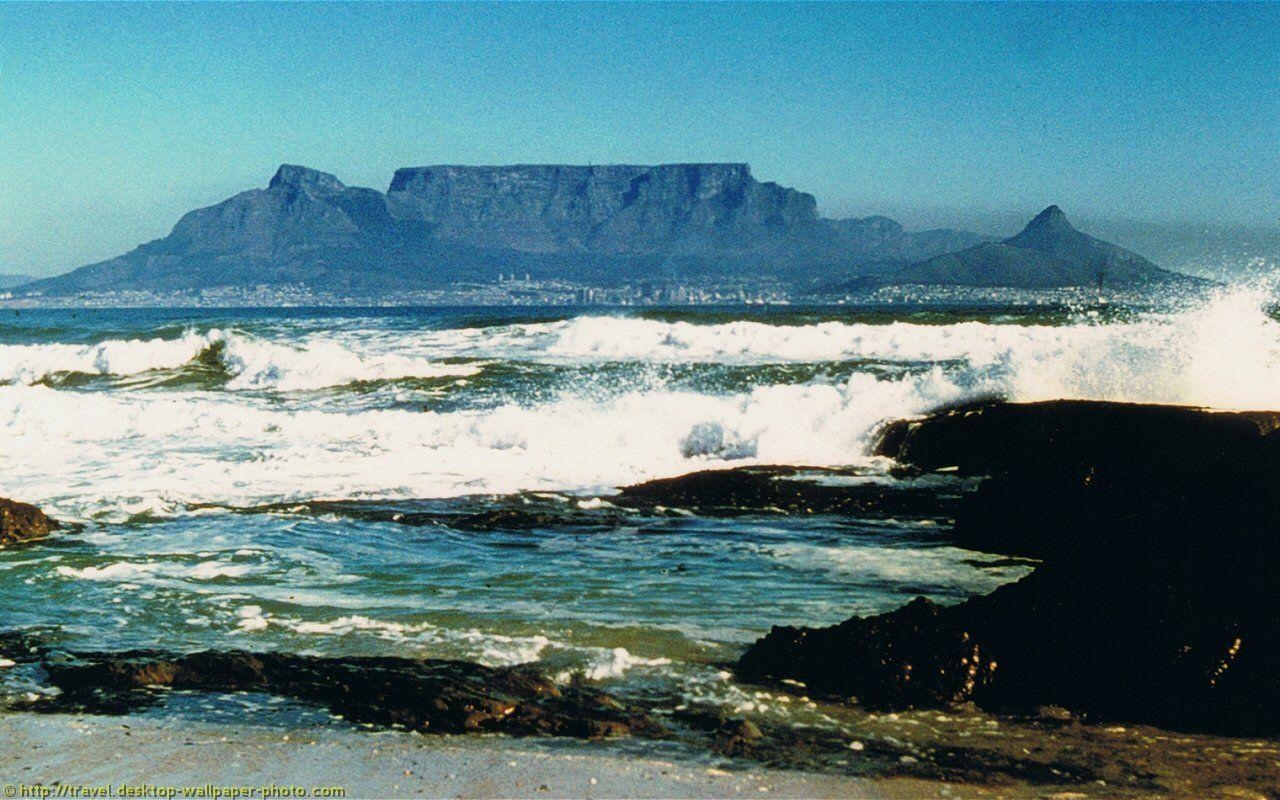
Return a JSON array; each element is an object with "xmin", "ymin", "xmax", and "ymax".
[{"xmin": 0, "ymin": 712, "xmax": 1040, "ymax": 800}]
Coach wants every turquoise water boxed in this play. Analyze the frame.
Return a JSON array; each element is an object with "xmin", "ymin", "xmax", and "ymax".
[{"xmin": 2, "ymin": 293, "xmax": 1276, "ymax": 719}]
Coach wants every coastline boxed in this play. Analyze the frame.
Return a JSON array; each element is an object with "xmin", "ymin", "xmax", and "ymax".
[
  {"xmin": 1, "ymin": 712, "xmax": 990, "ymax": 800},
  {"xmin": 3, "ymin": 304, "xmax": 1278, "ymax": 799},
  {"xmin": 7, "ymin": 707, "xmax": 1276, "ymax": 799},
  {"xmin": 4, "ymin": 693, "xmax": 1278, "ymax": 799}
]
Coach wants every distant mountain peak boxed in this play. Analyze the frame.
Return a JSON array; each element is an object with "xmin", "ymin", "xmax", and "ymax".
[
  {"xmin": 888, "ymin": 204, "xmax": 1199, "ymax": 289},
  {"xmin": 1022, "ymin": 204, "xmax": 1073, "ymax": 232},
  {"xmin": 268, "ymin": 164, "xmax": 346, "ymax": 194},
  {"xmin": 12, "ymin": 161, "xmax": 1014, "ymax": 298},
  {"xmin": 1004, "ymin": 204, "xmax": 1088, "ymax": 252}
]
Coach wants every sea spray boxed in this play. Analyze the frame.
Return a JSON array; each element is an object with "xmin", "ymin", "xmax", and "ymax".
[
  {"xmin": 4, "ymin": 288, "xmax": 1277, "ymax": 749},
  {"xmin": 0, "ymin": 328, "xmax": 479, "ymax": 390},
  {"xmin": 0, "ymin": 368, "xmax": 978, "ymax": 521},
  {"xmin": 2, "ymin": 283, "xmax": 1277, "ymax": 521}
]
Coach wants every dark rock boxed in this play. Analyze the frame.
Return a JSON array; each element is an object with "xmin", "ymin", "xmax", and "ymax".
[
  {"xmin": 874, "ymin": 399, "xmax": 1280, "ymax": 479},
  {"xmin": 0, "ymin": 498, "xmax": 58, "ymax": 546},
  {"xmin": 33, "ymin": 648, "xmax": 662, "ymax": 740},
  {"xmin": 712, "ymin": 718, "xmax": 765, "ymax": 755},
  {"xmin": 220, "ymin": 476, "xmax": 954, "ymax": 530},
  {"xmin": 737, "ymin": 597, "xmax": 996, "ymax": 710},
  {"xmin": 1035, "ymin": 705, "xmax": 1076, "ymax": 724},
  {"xmin": 619, "ymin": 466, "xmax": 962, "ymax": 518},
  {"xmin": 0, "ymin": 629, "xmax": 44, "ymax": 662},
  {"xmin": 220, "ymin": 498, "xmax": 628, "ymax": 532},
  {"xmin": 740, "ymin": 401, "xmax": 1280, "ymax": 736},
  {"xmin": 450, "ymin": 508, "xmax": 624, "ymax": 532},
  {"xmin": 874, "ymin": 399, "xmax": 1280, "ymax": 561},
  {"xmin": 720, "ymin": 717, "xmax": 763, "ymax": 741}
]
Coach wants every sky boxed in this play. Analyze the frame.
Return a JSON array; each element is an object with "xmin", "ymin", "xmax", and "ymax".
[{"xmin": 1, "ymin": 1, "xmax": 1277, "ymax": 278}]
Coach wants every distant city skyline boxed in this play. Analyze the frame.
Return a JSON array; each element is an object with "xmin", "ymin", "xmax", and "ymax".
[{"xmin": 2, "ymin": 1, "xmax": 1277, "ymax": 277}]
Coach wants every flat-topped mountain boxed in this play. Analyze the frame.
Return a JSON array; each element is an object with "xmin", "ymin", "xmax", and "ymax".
[
  {"xmin": 17, "ymin": 168, "xmax": 1196, "ymax": 297},
  {"xmin": 17, "ymin": 163, "xmax": 992, "ymax": 297},
  {"xmin": 387, "ymin": 163, "xmax": 822, "ymax": 255},
  {"xmin": 889, "ymin": 206, "xmax": 1195, "ymax": 288}
]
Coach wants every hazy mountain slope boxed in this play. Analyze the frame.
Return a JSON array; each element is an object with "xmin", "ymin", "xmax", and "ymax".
[
  {"xmin": 19, "ymin": 166, "xmax": 492, "ymax": 295},
  {"xmin": 0, "ymin": 274, "xmax": 34, "ymax": 290},
  {"xmin": 19, "ymin": 163, "xmax": 994, "ymax": 297},
  {"xmin": 824, "ymin": 216, "xmax": 994, "ymax": 267},
  {"xmin": 889, "ymin": 206, "xmax": 1198, "ymax": 288}
]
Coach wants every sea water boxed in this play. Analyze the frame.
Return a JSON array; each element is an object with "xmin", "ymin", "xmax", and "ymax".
[{"xmin": 1, "ymin": 285, "xmax": 1277, "ymax": 721}]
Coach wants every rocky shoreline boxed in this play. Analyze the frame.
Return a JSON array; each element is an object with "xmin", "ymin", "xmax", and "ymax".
[
  {"xmin": 0, "ymin": 635, "xmax": 660, "ymax": 740},
  {"xmin": 738, "ymin": 400, "xmax": 1280, "ymax": 737},
  {"xmin": 0, "ymin": 497, "xmax": 59, "ymax": 546},
  {"xmin": 3, "ymin": 399, "xmax": 1279, "ymax": 796}
]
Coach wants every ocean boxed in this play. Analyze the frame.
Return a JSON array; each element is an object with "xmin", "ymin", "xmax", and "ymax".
[{"xmin": 2, "ymin": 286, "xmax": 1278, "ymax": 754}]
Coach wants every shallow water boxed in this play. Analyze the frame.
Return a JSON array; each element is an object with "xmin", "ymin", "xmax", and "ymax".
[{"xmin": 2, "ymin": 286, "xmax": 1278, "ymax": 729}]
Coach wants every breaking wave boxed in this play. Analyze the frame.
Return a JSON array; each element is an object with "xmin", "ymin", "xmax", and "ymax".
[
  {"xmin": 2, "ymin": 283, "xmax": 1276, "ymax": 520},
  {"xmin": 0, "ymin": 368, "xmax": 977, "ymax": 521},
  {"xmin": 0, "ymin": 330, "xmax": 215, "ymax": 385},
  {"xmin": 0, "ymin": 329, "xmax": 480, "ymax": 390}
]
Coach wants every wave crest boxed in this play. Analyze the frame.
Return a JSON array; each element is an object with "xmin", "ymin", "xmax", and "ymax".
[
  {"xmin": 0, "ymin": 329, "xmax": 479, "ymax": 390},
  {"xmin": 3, "ymin": 283, "xmax": 1276, "ymax": 520}
]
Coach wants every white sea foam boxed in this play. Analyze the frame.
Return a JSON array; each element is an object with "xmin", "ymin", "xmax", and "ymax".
[
  {"xmin": 1003, "ymin": 286, "xmax": 1280, "ymax": 409},
  {"xmin": 3, "ymin": 285, "xmax": 1277, "ymax": 520},
  {"xmin": 275, "ymin": 613, "xmax": 555, "ymax": 667},
  {"xmin": 54, "ymin": 560, "xmax": 257, "ymax": 581},
  {"xmin": 231, "ymin": 608, "xmax": 558, "ymax": 668},
  {"xmin": 386, "ymin": 285, "xmax": 1280, "ymax": 411},
  {"xmin": 228, "ymin": 607, "xmax": 672, "ymax": 679},
  {"xmin": 0, "ymin": 367, "xmax": 974, "ymax": 521},
  {"xmin": 234, "ymin": 605, "xmax": 270, "ymax": 631},
  {"xmin": 385, "ymin": 288, "xmax": 1274, "ymax": 385},
  {"xmin": 0, "ymin": 328, "xmax": 478, "ymax": 390},
  {"xmin": 0, "ymin": 331, "xmax": 216, "ymax": 385},
  {"xmin": 561, "ymin": 647, "xmax": 673, "ymax": 682},
  {"xmin": 54, "ymin": 562, "xmax": 163, "ymax": 581},
  {"xmin": 217, "ymin": 334, "xmax": 480, "ymax": 391}
]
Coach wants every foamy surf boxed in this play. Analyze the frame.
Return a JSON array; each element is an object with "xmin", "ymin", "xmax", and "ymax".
[
  {"xmin": 0, "ymin": 369, "xmax": 978, "ymax": 521},
  {"xmin": 0, "ymin": 330, "xmax": 217, "ymax": 385},
  {"xmin": 217, "ymin": 333, "xmax": 482, "ymax": 391},
  {"xmin": 7, "ymin": 286, "xmax": 1273, "ymax": 763},
  {"xmin": 0, "ymin": 328, "xmax": 479, "ymax": 390},
  {"xmin": 2, "ymin": 284, "xmax": 1277, "ymax": 521}
]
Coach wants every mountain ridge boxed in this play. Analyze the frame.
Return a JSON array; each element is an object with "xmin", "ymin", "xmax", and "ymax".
[
  {"xmin": 0, "ymin": 273, "xmax": 35, "ymax": 291},
  {"xmin": 16, "ymin": 165, "xmax": 1186, "ymax": 297},
  {"xmin": 887, "ymin": 205, "xmax": 1197, "ymax": 288}
]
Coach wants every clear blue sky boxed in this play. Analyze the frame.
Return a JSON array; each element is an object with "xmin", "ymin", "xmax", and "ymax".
[{"xmin": 2, "ymin": 1, "xmax": 1276, "ymax": 277}]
